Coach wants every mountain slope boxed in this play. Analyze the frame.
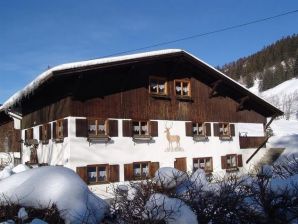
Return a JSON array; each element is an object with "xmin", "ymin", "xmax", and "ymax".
[{"xmin": 220, "ymin": 34, "xmax": 298, "ymax": 91}]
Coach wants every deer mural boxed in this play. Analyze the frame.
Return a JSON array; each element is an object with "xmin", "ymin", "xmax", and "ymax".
[{"xmin": 164, "ymin": 122, "xmax": 180, "ymax": 151}]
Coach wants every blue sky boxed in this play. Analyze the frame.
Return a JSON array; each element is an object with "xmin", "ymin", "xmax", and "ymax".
[{"xmin": 1, "ymin": 1, "xmax": 298, "ymax": 103}]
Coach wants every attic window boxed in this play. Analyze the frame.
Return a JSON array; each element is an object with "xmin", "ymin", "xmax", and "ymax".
[
  {"xmin": 175, "ymin": 79, "xmax": 191, "ymax": 97},
  {"xmin": 149, "ymin": 77, "xmax": 167, "ymax": 96}
]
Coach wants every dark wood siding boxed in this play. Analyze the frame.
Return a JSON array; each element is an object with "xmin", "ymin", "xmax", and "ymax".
[
  {"xmin": 0, "ymin": 120, "xmax": 21, "ymax": 153},
  {"xmin": 19, "ymin": 58, "xmax": 267, "ymax": 128},
  {"xmin": 239, "ymin": 136, "xmax": 267, "ymax": 149}
]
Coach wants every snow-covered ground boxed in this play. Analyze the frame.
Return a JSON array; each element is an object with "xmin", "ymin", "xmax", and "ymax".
[
  {"xmin": 249, "ymin": 78, "xmax": 298, "ymax": 156},
  {"xmin": 0, "ymin": 166, "xmax": 109, "ymax": 224}
]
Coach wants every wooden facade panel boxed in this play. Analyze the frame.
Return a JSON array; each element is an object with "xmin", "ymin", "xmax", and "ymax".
[
  {"xmin": 239, "ymin": 136, "xmax": 267, "ymax": 149},
  {"xmin": 0, "ymin": 121, "xmax": 21, "ymax": 153},
  {"xmin": 174, "ymin": 157, "xmax": 187, "ymax": 172},
  {"xmin": 19, "ymin": 59, "xmax": 267, "ymax": 128}
]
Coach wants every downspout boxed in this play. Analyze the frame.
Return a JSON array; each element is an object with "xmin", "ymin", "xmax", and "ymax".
[{"xmin": 246, "ymin": 115, "xmax": 277, "ymax": 164}]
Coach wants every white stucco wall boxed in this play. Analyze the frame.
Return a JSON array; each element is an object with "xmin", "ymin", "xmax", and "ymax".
[{"xmin": 21, "ymin": 118, "xmax": 267, "ymax": 182}]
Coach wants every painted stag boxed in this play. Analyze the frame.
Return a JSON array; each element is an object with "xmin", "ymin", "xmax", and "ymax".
[{"xmin": 164, "ymin": 122, "xmax": 180, "ymax": 150}]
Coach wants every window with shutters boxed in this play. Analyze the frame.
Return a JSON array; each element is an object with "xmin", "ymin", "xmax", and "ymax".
[
  {"xmin": 174, "ymin": 79, "xmax": 191, "ymax": 98},
  {"xmin": 219, "ymin": 123, "xmax": 231, "ymax": 137},
  {"xmin": 133, "ymin": 162, "xmax": 149, "ymax": 179},
  {"xmin": 133, "ymin": 121, "xmax": 148, "ymax": 136},
  {"xmin": 221, "ymin": 154, "xmax": 243, "ymax": 172},
  {"xmin": 193, "ymin": 123, "xmax": 206, "ymax": 136},
  {"xmin": 193, "ymin": 157, "xmax": 213, "ymax": 173},
  {"xmin": 149, "ymin": 77, "xmax": 168, "ymax": 96},
  {"xmin": 40, "ymin": 124, "xmax": 51, "ymax": 144},
  {"xmin": 24, "ymin": 128, "xmax": 34, "ymax": 146},
  {"xmin": 87, "ymin": 164, "xmax": 108, "ymax": 184},
  {"xmin": 88, "ymin": 119, "xmax": 108, "ymax": 137}
]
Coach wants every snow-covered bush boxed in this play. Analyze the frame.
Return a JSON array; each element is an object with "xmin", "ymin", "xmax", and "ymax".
[{"xmin": 0, "ymin": 166, "xmax": 109, "ymax": 224}]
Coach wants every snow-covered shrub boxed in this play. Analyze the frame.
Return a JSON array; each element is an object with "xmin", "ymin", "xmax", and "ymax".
[{"xmin": 0, "ymin": 166, "xmax": 109, "ymax": 224}]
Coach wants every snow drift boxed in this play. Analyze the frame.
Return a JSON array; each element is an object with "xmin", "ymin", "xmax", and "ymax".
[{"xmin": 0, "ymin": 166, "xmax": 108, "ymax": 223}]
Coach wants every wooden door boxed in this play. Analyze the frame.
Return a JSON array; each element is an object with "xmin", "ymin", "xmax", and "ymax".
[{"xmin": 174, "ymin": 157, "xmax": 187, "ymax": 172}]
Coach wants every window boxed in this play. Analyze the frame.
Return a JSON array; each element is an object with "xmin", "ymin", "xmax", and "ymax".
[
  {"xmin": 87, "ymin": 165, "xmax": 108, "ymax": 184},
  {"xmin": 132, "ymin": 121, "xmax": 149, "ymax": 136},
  {"xmin": 133, "ymin": 162, "xmax": 149, "ymax": 179},
  {"xmin": 226, "ymin": 154, "xmax": 237, "ymax": 169},
  {"xmin": 192, "ymin": 123, "xmax": 206, "ymax": 136},
  {"xmin": 149, "ymin": 77, "xmax": 167, "ymax": 95},
  {"xmin": 193, "ymin": 157, "xmax": 213, "ymax": 173},
  {"xmin": 56, "ymin": 119, "xmax": 64, "ymax": 139},
  {"xmin": 88, "ymin": 119, "xmax": 107, "ymax": 136},
  {"xmin": 174, "ymin": 79, "xmax": 191, "ymax": 97},
  {"xmin": 219, "ymin": 123, "xmax": 230, "ymax": 136},
  {"xmin": 40, "ymin": 123, "xmax": 51, "ymax": 144}
]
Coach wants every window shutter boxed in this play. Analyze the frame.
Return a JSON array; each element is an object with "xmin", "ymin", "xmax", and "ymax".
[
  {"xmin": 63, "ymin": 119, "xmax": 68, "ymax": 137},
  {"xmin": 109, "ymin": 164, "xmax": 120, "ymax": 182},
  {"xmin": 52, "ymin": 122, "xmax": 57, "ymax": 139},
  {"xmin": 230, "ymin": 124, "xmax": 235, "ymax": 136},
  {"xmin": 76, "ymin": 166, "xmax": 87, "ymax": 184},
  {"xmin": 150, "ymin": 162, "xmax": 160, "ymax": 177},
  {"xmin": 108, "ymin": 120, "xmax": 118, "ymax": 137},
  {"xmin": 213, "ymin": 123, "xmax": 219, "ymax": 136},
  {"xmin": 39, "ymin": 126, "xmax": 42, "ymax": 140},
  {"xmin": 76, "ymin": 119, "xmax": 88, "ymax": 137},
  {"xmin": 150, "ymin": 121, "xmax": 158, "ymax": 137},
  {"xmin": 174, "ymin": 158, "xmax": 187, "ymax": 172},
  {"xmin": 185, "ymin": 122, "xmax": 193, "ymax": 136},
  {"xmin": 221, "ymin": 156, "xmax": 227, "ymax": 169},
  {"xmin": 205, "ymin": 123, "xmax": 211, "ymax": 136},
  {"xmin": 122, "ymin": 120, "xmax": 132, "ymax": 137},
  {"xmin": 237, "ymin": 154, "xmax": 243, "ymax": 167},
  {"xmin": 25, "ymin": 130, "xmax": 28, "ymax": 141},
  {"xmin": 46, "ymin": 123, "xmax": 51, "ymax": 140},
  {"xmin": 124, "ymin": 163, "xmax": 133, "ymax": 181}
]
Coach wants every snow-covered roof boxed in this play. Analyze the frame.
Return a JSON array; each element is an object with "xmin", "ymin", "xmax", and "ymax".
[{"xmin": 0, "ymin": 49, "xmax": 283, "ymax": 116}]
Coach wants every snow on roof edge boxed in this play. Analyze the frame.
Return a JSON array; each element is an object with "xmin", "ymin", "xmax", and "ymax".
[{"xmin": 0, "ymin": 49, "xmax": 182, "ymax": 111}]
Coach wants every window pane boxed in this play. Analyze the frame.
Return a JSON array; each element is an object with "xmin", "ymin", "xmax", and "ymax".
[
  {"xmin": 133, "ymin": 122, "xmax": 140, "ymax": 135},
  {"xmin": 141, "ymin": 163, "xmax": 149, "ymax": 176},
  {"xmin": 175, "ymin": 81, "xmax": 182, "ymax": 95},
  {"xmin": 98, "ymin": 124, "xmax": 105, "ymax": 135},
  {"xmin": 141, "ymin": 122, "xmax": 148, "ymax": 135},
  {"xmin": 133, "ymin": 163, "xmax": 141, "ymax": 176},
  {"xmin": 192, "ymin": 123, "xmax": 198, "ymax": 135},
  {"xmin": 98, "ymin": 167, "xmax": 107, "ymax": 181},
  {"xmin": 205, "ymin": 158, "xmax": 212, "ymax": 170},
  {"xmin": 193, "ymin": 159, "xmax": 199, "ymax": 171},
  {"xmin": 87, "ymin": 167, "xmax": 97, "ymax": 182},
  {"xmin": 158, "ymin": 81, "xmax": 165, "ymax": 94},
  {"xmin": 88, "ymin": 124, "xmax": 96, "ymax": 135},
  {"xmin": 182, "ymin": 82, "xmax": 189, "ymax": 96},
  {"xmin": 150, "ymin": 80, "xmax": 158, "ymax": 93}
]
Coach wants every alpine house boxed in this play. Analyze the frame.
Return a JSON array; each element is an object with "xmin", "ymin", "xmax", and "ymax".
[{"xmin": 0, "ymin": 49, "xmax": 283, "ymax": 187}]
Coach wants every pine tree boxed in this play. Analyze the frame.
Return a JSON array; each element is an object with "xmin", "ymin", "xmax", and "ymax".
[{"xmin": 294, "ymin": 49, "xmax": 298, "ymax": 77}]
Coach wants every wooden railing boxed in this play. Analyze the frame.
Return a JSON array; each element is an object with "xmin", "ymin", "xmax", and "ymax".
[{"xmin": 239, "ymin": 136, "xmax": 267, "ymax": 149}]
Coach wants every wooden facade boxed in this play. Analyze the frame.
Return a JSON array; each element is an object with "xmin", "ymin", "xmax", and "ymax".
[
  {"xmin": 19, "ymin": 54, "xmax": 276, "ymax": 129},
  {"xmin": 0, "ymin": 113, "xmax": 21, "ymax": 153}
]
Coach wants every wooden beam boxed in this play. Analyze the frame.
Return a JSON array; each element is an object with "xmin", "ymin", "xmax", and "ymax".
[
  {"xmin": 236, "ymin": 96, "xmax": 250, "ymax": 111},
  {"xmin": 265, "ymin": 115, "xmax": 277, "ymax": 129},
  {"xmin": 209, "ymin": 80, "xmax": 222, "ymax": 98},
  {"xmin": 246, "ymin": 136, "xmax": 270, "ymax": 164}
]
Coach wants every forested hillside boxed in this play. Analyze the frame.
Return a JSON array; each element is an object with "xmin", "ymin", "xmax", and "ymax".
[{"xmin": 220, "ymin": 34, "xmax": 298, "ymax": 91}]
